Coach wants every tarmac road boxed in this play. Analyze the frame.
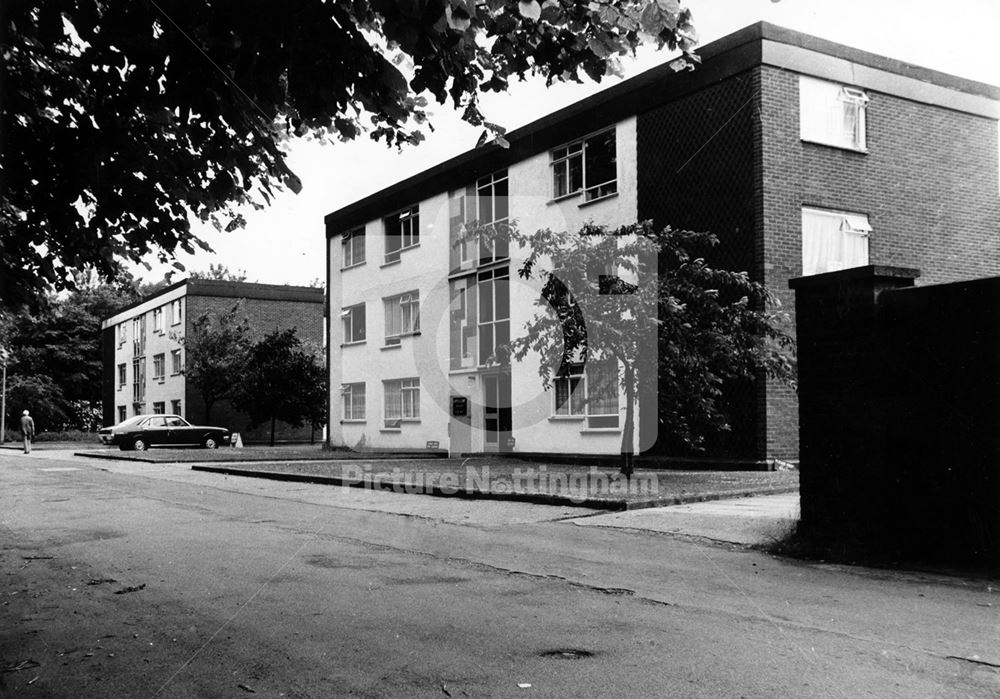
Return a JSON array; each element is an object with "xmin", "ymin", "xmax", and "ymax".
[{"xmin": 1, "ymin": 449, "xmax": 998, "ymax": 697}]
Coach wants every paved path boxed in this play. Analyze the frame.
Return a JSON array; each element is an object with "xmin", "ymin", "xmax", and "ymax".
[{"xmin": 570, "ymin": 493, "xmax": 800, "ymax": 545}]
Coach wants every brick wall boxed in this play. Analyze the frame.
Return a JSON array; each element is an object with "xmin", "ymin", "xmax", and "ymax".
[
  {"xmin": 637, "ymin": 70, "xmax": 766, "ymax": 461},
  {"xmin": 760, "ymin": 65, "xmax": 1000, "ymax": 460},
  {"xmin": 184, "ymin": 292, "xmax": 325, "ymax": 443}
]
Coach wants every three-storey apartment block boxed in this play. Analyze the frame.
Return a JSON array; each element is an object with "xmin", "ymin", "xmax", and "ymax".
[
  {"xmin": 326, "ymin": 22, "xmax": 1000, "ymax": 463},
  {"xmin": 102, "ymin": 279, "xmax": 324, "ymax": 443}
]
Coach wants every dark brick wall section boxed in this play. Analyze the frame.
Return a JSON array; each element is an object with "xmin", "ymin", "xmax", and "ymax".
[
  {"xmin": 637, "ymin": 70, "xmax": 765, "ymax": 460},
  {"xmin": 184, "ymin": 292, "xmax": 325, "ymax": 443},
  {"xmin": 760, "ymin": 65, "xmax": 1000, "ymax": 460}
]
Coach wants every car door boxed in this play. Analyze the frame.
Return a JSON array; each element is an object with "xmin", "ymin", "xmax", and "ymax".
[
  {"xmin": 165, "ymin": 417, "xmax": 193, "ymax": 445},
  {"xmin": 144, "ymin": 416, "xmax": 169, "ymax": 445}
]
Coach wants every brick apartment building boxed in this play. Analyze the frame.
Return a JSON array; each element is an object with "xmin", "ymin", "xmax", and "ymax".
[
  {"xmin": 325, "ymin": 22, "xmax": 1000, "ymax": 463},
  {"xmin": 101, "ymin": 279, "xmax": 325, "ymax": 443}
]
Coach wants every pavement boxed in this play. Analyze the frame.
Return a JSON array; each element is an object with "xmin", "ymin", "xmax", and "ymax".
[{"xmin": 2, "ymin": 448, "xmax": 998, "ymax": 697}]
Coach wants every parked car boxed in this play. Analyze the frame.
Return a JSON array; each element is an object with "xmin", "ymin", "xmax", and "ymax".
[{"xmin": 99, "ymin": 414, "xmax": 231, "ymax": 451}]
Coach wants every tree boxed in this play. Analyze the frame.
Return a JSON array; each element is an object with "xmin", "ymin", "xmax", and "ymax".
[
  {"xmin": 188, "ymin": 264, "xmax": 251, "ymax": 282},
  {"xmin": 178, "ymin": 302, "xmax": 253, "ymax": 424},
  {"xmin": 0, "ymin": 274, "xmax": 144, "ymax": 432},
  {"xmin": 1, "ymin": 0, "xmax": 697, "ymax": 304},
  {"xmin": 505, "ymin": 221, "xmax": 795, "ymax": 476},
  {"xmin": 232, "ymin": 328, "xmax": 326, "ymax": 446}
]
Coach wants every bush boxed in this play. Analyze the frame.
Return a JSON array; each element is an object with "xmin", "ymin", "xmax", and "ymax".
[{"xmin": 3, "ymin": 429, "xmax": 100, "ymax": 443}]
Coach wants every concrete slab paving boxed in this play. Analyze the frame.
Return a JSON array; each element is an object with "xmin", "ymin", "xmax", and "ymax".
[{"xmin": 566, "ymin": 493, "xmax": 800, "ymax": 546}]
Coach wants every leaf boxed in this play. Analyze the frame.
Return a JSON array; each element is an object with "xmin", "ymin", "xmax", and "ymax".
[
  {"xmin": 518, "ymin": 0, "xmax": 541, "ymax": 21},
  {"xmin": 587, "ymin": 37, "xmax": 612, "ymax": 59},
  {"xmin": 639, "ymin": 3, "xmax": 664, "ymax": 35}
]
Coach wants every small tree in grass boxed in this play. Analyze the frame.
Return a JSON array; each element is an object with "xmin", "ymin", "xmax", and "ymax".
[
  {"xmin": 177, "ymin": 303, "xmax": 252, "ymax": 425},
  {"xmin": 232, "ymin": 329, "xmax": 326, "ymax": 446},
  {"xmin": 503, "ymin": 220, "xmax": 795, "ymax": 476}
]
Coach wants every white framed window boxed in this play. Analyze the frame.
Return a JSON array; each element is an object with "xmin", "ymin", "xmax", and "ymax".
[
  {"xmin": 476, "ymin": 170, "xmax": 509, "ymax": 263},
  {"xmin": 152, "ymin": 307, "xmax": 163, "ymax": 333},
  {"xmin": 117, "ymin": 323, "xmax": 127, "ymax": 346},
  {"xmin": 117, "ymin": 363, "xmax": 127, "ymax": 388},
  {"xmin": 554, "ymin": 364, "xmax": 586, "ymax": 417},
  {"xmin": 152, "ymin": 401, "xmax": 165, "ymax": 415},
  {"xmin": 171, "ymin": 349, "xmax": 183, "ymax": 374},
  {"xmin": 551, "ymin": 128, "xmax": 617, "ymax": 201},
  {"xmin": 132, "ymin": 357, "xmax": 145, "ymax": 403},
  {"xmin": 170, "ymin": 299, "xmax": 183, "ymax": 326},
  {"xmin": 477, "ymin": 268, "xmax": 510, "ymax": 366},
  {"xmin": 802, "ymin": 207, "xmax": 871, "ymax": 276},
  {"xmin": 385, "ymin": 206, "xmax": 419, "ymax": 263},
  {"xmin": 383, "ymin": 378, "xmax": 420, "ymax": 428},
  {"xmin": 341, "ymin": 382, "xmax": 366, "ymax": 421},
  {"xmin": 342, "ymin": 227, "xmax": 366, "ymax": 267},
  {"xmin": 153, "ymin": 353, "xmax": 165, "ymax": 380},
  {"xmin": 132, "ymin": 315, "xmax": 146, "ymax": 355},
  {"xmin": 117, "ymin": 406, "xmax": 127, "ymax": 423},
  {"xmin": 384, "ymin": 291, "xmax": 419, "ymax": 345},
  {"xmin": 341, "ymin": 303, "xmax": 366, "ymax": 344},
  {"xmin": 552, "ymin": 359, "xmax": 620, "ymax": 428},
  {"xmin": 800, "ymin": 76, "xmax": 869, "ymax": 151},
  {"xmin": 170, "ymin": 399, "xmax": 182, "ymax": 416}
]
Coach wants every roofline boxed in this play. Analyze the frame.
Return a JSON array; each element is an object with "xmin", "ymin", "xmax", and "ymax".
[
  {"xmin": 102, "ymin": 279, "xmax": 324, "ymax": 322},
  {"xmin": 324, "ymin": 21, "xmax": 999, "ymax": 236}
]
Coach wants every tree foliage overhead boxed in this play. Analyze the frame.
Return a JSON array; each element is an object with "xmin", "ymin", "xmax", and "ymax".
[
  {"xmin": 504, "ymin": 221, "xmax": 795, "ymax": 474},
  {"xmin": 1, "ymin": 0, "xmax": 697, "ymax": 303}
]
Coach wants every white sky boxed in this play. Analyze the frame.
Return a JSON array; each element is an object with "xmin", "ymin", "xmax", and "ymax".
[{"xmin": 134, "ymin": 0, "xmax": 1000, "ymax": 285}]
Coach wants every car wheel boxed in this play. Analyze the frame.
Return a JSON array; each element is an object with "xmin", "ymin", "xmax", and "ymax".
[
  {"xmin": 203, "ymin": 436, "xmax": 218, "ymax": 449},
  {"xmin": 132, "ymin": 437, "xmax": 148, "ymax": 451}
]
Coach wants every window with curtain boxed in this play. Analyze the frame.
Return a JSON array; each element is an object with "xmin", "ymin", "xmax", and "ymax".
[
  {"xmin": 342, "ymin": 303, "xmax": 366, "ymax": 343},
  {"xmin": 383, "ymin": 378, "xmax": 419, "ymax": 428},
  {"xmin": 802, "ymin": 207, "xmax": 871, "ymax": 276},
  {"xmin": 342, "ymin": 227, "xmax": 366, "ymax": 267},
  {"xmin": 586, "ymin": 359, "xmax": 620, "ymax": 429},
  {"xmin": 384, "ymin": 292, "xmax": 419, "ymax": 345},
  {"xmin": 553, "ymin": 364, "xmax": 586, "ymax": 416},
  {"xmin": 341, "ymin": 383, "xmax": 366, "ymax": 420},
  {"xmin": 800, "ymin": 76, "xmax": 869, "ymax": 151}
]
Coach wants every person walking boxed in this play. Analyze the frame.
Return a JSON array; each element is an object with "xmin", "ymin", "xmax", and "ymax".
[{"xmin": 20, "ymin": 409, "xmax": 35, "ymax": 454}]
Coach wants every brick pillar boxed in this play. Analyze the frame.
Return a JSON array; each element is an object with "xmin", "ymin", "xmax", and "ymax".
[{"xmin": 789, "ymin": 266, "xmax": 919, "ymax": 551}]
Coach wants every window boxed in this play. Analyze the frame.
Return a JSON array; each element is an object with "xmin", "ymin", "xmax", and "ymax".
[
  {"xmin": 117, "ymin": 406, "xmax": 127, "ymax": 423},
  {"xmin": 554, "ymin": 364, "xmax": 586, "ymax": 416},
  {"xmin": 800, "ymin": 76, "xmax": 868, "ymax": 151},
  {"xmin": 152, "ymin": 307, "xmax": 163, "ymax": 333},
  {"xmin": 802, "ymin": 207, "xmax": 871, "ymax": 276},
  {"xmin": 341, "ymin": 383, "xmax": 366, "ymax": 421},
  {"xmin": 153, "ymin": 353, "xmax": 165, "ymax": 380},
  {"xmin": 118, "ymin": 363, "xmax": 127, "ymax": 388},
  {"xmin": 118, "ymin": 323, "xmax": 127, "ymax": 346},
  {"xmin": 342, "ymin": 303, "xmax": 366, "ymax": 344},
  {"xmin": 132, "ymin": 357, "xmax": 146, "ymax": 403},
  {"xmin": 450, "ymin": 279, "xmax": 477, "ymax": 370},
  {"xmin": 342, "ymin": 227, "xmax": 366, "ymax": 267},
  {"xmin": 478, "ymin": 268, "xmax": 510, "ymax": 366},
  {"xmin": 384, "ymin": 206, "xmax": 419, "ymax": 263},
  {"xmin": 476, "ymin": 170, "xmax": 509, "ymax": 263},
  {"xmin": 552, "ymin": 359, "xmax": 620, "ymax": 428},
  {"xmin": 384, "ymin": 292, "xmax": 420, "ymax": 345},
  {"xmin": 383, "ymin": 378, "xmax": 420, "ymax": 428},
  {"xmin": 170, "ymin": 299, "xmax": 183, "ymax": 325},
  {"xmin": 132, "ymin": 315, "xmax": 146, "ymax": 356},
  {"xmin": 152, "ymin": 401, "xmax": 165, "ymax": 414},
  {"xmin": 170, "ymin": 399, "xmax": 182, "ymax": 416},
  {"xmin": 171, "ymin": 349, "xmax": 183, "ymax": 374},
  {"xmin": 551, "ymin": 129, "xmax": 617, "ymax": 201}
]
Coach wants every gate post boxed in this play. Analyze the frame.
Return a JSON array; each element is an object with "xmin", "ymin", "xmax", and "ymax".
[{"xmin": 789, "ymin": 266, "xmax": 919, "ymax": 553}]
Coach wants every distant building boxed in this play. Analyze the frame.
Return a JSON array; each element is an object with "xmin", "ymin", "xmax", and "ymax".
[
  {"xmin": 324, "ymin": 22, "xmax": 1000, "ymax": 463},
  {"xmin": 100, "ymin": 279, "xmax": 325, "ymax": 443}
]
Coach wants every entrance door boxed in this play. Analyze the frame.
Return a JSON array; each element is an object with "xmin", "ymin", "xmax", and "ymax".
[
  {"xmin": 449, "ymin": 395, "xmax": 472, "ymax": 457},
  {"xmin": 483, "ymin": 374, "xmax": 512, "ymax": 452}
]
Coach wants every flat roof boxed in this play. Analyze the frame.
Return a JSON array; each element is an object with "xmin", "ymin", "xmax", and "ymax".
[
  {"xmin": 324, "ymin": 21, "xmax": 999, "ymax": 236},
  {"xmin": 102, "ymin": 279, "xmax": 324, "ymax": 323}
]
